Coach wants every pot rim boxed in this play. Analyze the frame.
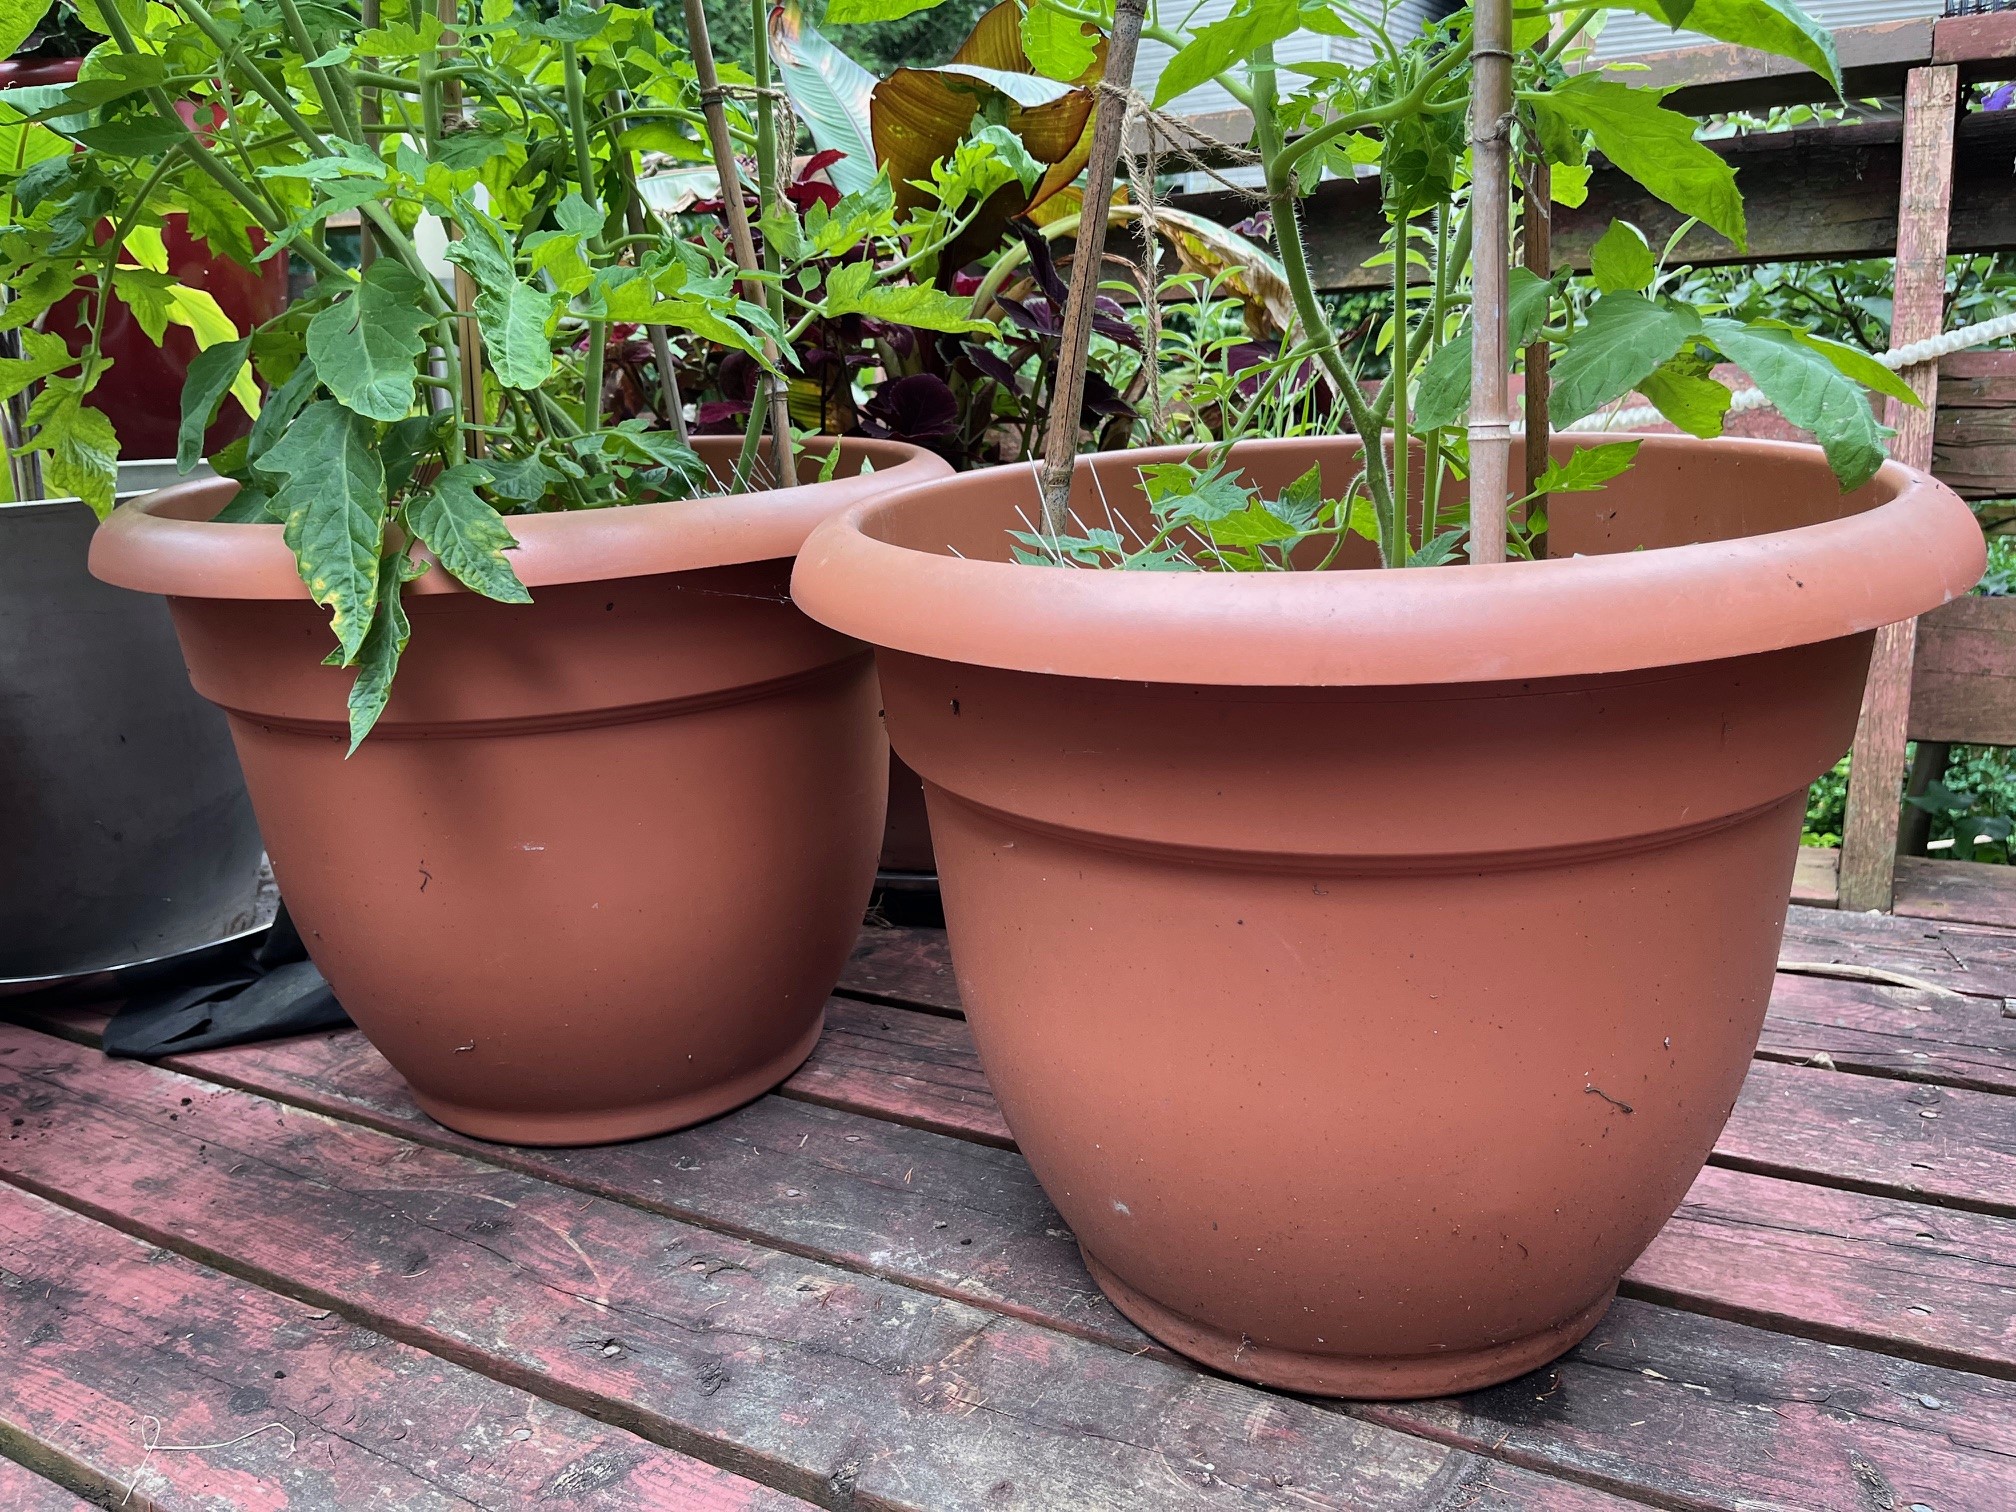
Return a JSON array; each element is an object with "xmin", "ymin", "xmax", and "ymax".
[
  {"xmin": 790, "ymin": 433, "xmax": 1986, "ymax": 686},
  {"xmin": 89, "ymin": 435, "xmax": 950, "ymax": 599}
]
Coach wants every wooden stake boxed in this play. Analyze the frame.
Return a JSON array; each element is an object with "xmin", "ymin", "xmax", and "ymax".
[
  {"xmin": 1466, "ymin": 0, "xmax": 1513, "ymax": 566},
  {"xmin": 683, "ymin": 0, "xmax": 791, "ymax": 487},
  {"xmin": 1521, "ymin": 150, "xmax": 1550, "ymax": 558},
  {"xmin": 1838, "ymin": 63, "xmax": 1960, "ymax": 913},
  {"xmin": 1038, "ymin": 0, "xmax": 1148, "ymax": 535}
]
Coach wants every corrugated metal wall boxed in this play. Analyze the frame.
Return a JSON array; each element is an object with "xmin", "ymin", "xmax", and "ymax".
[
  {"xmin": 1136, "ymin": 1, "xmax": 1947, "ymax": 115},
  {"xmin": 1586, "ymin": 0, "xmax": 1943, "ymax": 61},
  {"xmin": 1134, "ymin": 0, "xmax": 1444, "ymax": 118}
]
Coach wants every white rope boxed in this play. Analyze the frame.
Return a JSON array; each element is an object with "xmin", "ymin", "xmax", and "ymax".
[{"xmin": 1564, "ymin": 307, "xmax": 2016, "ymax": 432}]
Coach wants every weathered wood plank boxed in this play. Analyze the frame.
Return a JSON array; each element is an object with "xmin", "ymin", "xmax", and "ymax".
[
  {"xmin": 0, "ymin": 1186, "xmax": 804, "ymax": 1512},
  {"xmin": 1909, "ymin": 595, "xmax": 2016, "ymax": 748},
  {"xmin": 1792, "ymin": 846, "xmax": 1840, "ymax": 908},
  {"xmin": 1933, "ymin": 351, "xmax": 2016, "ymax": 501},
  {"xmin": 108, "ymin": 1016, "xmax": 1152, "ymax": 1355},
  {"xmin": 13, "ymin": 1027, "xmax": 2016, "ymax": 1512},
  {"xmin": 1933, "ymin": 8, "xmax": 2016, "ymax": 70},
  {"xmin": 1838, "ymin": 64, "xmax": 1961, "ymax": 916},
  {"xmin": 1894, "ymin": 856, "xmax": 2016, "ymax": 931},
  {"xmin": 1628, "ymin": 1165, "xmax": 2016, "ymax": 1377},
  {"xmin": 1609, "ymin": 17, "xmax": 1936, "ymax": 113},
  {"xmin": 1780, "ymin": 903, "xmax": 2016, "ymax": 999},
  {"xmin": 1367, "ymin": 1294, "xmax": 2016, "ymax": 1512},
  {"xmin": 1716, "ymin": 1059, "xmax": 2016, "ymax": 1217},
  {"xmin": 1790, "ymin": 847, "xmax": 2016, "ymax": 931},
  {"xmin": 842, "ymin": 925, "xmax": 958, "ymax": 1013},
  {"xmin": 1757, "ymin": 971, "xmax": 2016, "ymax": 1095},
  {"xmin": 0, "ymin": 1027, "xmax": 1627, "ymax": 1512},
  {"xmin": 0, "ymin": 1457, "xmax": 94, "ymax": 1512},
  {"xmin": 783, "ymin": 998, "xmax": 1011, "ymax": 1147},
  {"xmin": 1175, "ymin": 111, "xmax": 2016, "ymax": 291}
]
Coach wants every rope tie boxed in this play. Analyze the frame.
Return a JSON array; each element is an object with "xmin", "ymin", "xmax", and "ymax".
[{"xmin": 1101, "ymin": 84, "xmax": 1269, "ymax": 437}]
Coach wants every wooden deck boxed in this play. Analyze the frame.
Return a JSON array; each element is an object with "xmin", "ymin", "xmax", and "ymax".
[{"xmin": 3, "ymin": 905, "xmax": 2014, "ymax": 1509}]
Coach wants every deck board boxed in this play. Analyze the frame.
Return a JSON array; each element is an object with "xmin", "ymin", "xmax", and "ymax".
[
  {"xmin": 0, "ymin": 1027, "xmax": 1628, "ymax": 1512},
  {"xmin": 8, "ymin": 1022, "xmax": 2016, "ymax": 1509},
  {"xmin": 1756, "ymin": 972, "xmax": 2016, "ymax": 1094},
  {"xmin": 8, "ymin": 903, "xmax": 2016, "ymax": 1508},
  {"xmin": 1779, "ymin": 904, "xmax": 2016, "ymax": 999},
  {"xmin": 1635, "ymin": 1166, "xmax": 2016, "ymax": 1376},
  {"xmin": 1357, "ymin": 1295, "xmax": 2016, "ymax": 1512},
  {"xmin": 0, "ymin": 1186, "xmax": 804, "ymax": 1512},
  {"xmin": 0, "ymin": 1457, "xmax": 95, "ymax": 1512},
  {"xmin": 1715, "ymin": 1059, "xmax": 2016, "ymax": 1215}
]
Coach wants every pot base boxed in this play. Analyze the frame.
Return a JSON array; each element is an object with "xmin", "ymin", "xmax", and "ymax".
[
  {"xmin": 1082, "ymin": 1251, "xmax": 1616, "ymax": 1399},
  {"xmin": 408, "ymin": 1011, "xmax": 825, "ymax": 1148}
]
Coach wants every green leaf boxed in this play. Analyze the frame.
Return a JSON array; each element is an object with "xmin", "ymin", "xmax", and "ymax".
[
  {"xmin": 1623, "ymin": 0, "xmax": 1839, "ymax": 93},
  {"xmin": 931, "ymin": 63, "xmax": 1076, "ymax": 108},
  {"xmin": 257, "ymin": 400, "xmax": 388, "ymax": 662},
  {"xmin": 826, "ymin": 0, "xmax": 942, "ymax": 19},
  {"xmin": 70, "ymin": 116, "xmax": 186, "ymax": 156},
  {"xmin": 908, "ymin": 119, "xmax": 1044, "ymax": 217},
  {"xmin": 554, "ymin": 191, "xmax": 603, "ymax": 240},
  {"xmin": 1589, "ymin": 220, "xmax": 1656, "ymax": 295},
  {"xmin": 1528, "ymin": 77, "xmax": 1745, "ymax": 249},
  {"xmin": 484, "ymin": 453, "xmax": 562, "ymax": 507},
  {"xmin": 345, "ymin": 550, "xmax": 413, "ymax": 754},
  {"xmin": 769, "ymin": 2, "xmax": 881, "ymax": 197},
  {"xmin": 475, "ymin": 279, "xmax": 556, "ymax": 389},
  {"xmin": 406, "ymin": 464, "xmax": 533, "ymax": 604},
  {"xmin": 1761, "ymin": 322, "xmax": 1921, "ymax": 407},
  {"xmin": 1411, "ymin": 269, "xmax": 1554, "ymax": 430},
  {"xmin": 178, "ymin": 336, "xmax": 252, "ymax": 471},
  {"xmin": 818, "ymin": 259, "xmax": 993, "ymax": 333},
  {"xmin": 0, "ymin": 0, "xmax": 56, "ymax": 59},
  {"xmin": 1408, "ymin": 526, "xmax": 1467, "ymax": 568},
  {"xmin": 306, "ymin": 261, "xmax": 434, "ymax": 422},
  {"xmin": 1206, "ymin": 503, "xmax": 1299, "ymax": 547},
  {"xmin": 1551, "ymin": 163, "xmax": 1591, "ymax": 207},
  {"xmin": 1548, "ymin": 292, "xmax": 1701, "ymax": 428},
  {"xmin": 1637, "ymin": 347, "xmax": 1732, "ymax": 438},
  {"xmin": 1702, "ymin": 317, "xmax": 1888, "ymax": 487},
  {"xmin": 246, "ymin": 355, "xmax": 320, "ymax": 465},
  {"xmin": 1527, "ymin": 440, "xmax": 1642, "ymax": 496},
  {"xmin": 212, "ymin": 486, "xmax": 281, "ymax": 523},
  {"xmin": 21, "ymin": 379, "xmax": 117, "ymax": 516},
  {"xmin": 1155, "ymin": 0, "xmax": 1299, "ymax": 109},
  {"xmin": 1141, "ymin": 459, "xmax": 1256, "ymax": 524},
  {"xmin": 1021, "ymin": 0, "xmax": 1098, "ymax": 82},
  {"xmin": 0, "ymin": 327, "xmax": 74, "ymax": 403}
]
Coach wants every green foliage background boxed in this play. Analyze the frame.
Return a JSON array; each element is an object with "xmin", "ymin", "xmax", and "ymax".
[{"xmin": 683, "ymin": 0, "xmax": 992, "ymax": 78}]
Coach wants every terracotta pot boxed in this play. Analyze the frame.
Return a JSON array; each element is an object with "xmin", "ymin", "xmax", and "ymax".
[
  {"xmin": 91, "ymin": 438, "xmax": 951, "ymax": 1145},
  {"xmin": 792, "ymin": 434, "xmax": 1983, "ymax": 1397},
  {"xmin": 878, "ymin": 752, "xmax": 936, "ymax": 875}
]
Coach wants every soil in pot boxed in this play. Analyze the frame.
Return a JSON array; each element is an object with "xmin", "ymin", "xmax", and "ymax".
[
  {"xmin": 91, "ymin": 438, "xmax": 951, "ymax": 1145},
  {"xmin": 790, "ymin": 433, "xmax": 1984, "ymax": 1396}
]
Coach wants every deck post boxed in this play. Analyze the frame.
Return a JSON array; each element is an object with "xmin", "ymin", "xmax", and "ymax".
[{"xmin": 1836, "ymin": 62, "xmax": 1960, "ymax": 914}]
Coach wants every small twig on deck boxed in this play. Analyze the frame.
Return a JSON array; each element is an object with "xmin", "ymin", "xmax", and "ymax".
[
  {"xmin": 122, "ymin": 1418, "xmax": 297, "ymax": 1506},
  {"xmin": 1775, "ymin": 961, "xmax": 1965, "ymax": 998}
]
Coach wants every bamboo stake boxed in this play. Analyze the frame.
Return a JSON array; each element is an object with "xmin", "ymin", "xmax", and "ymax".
[
  {"xmin": 1466, "ymin": 0, "xmax": 1514, "ymax": 566},
  {"xmin": 627, "ymin": 196, "xmax": 691, "ymax": 444},
  {"xmin": 1038, "ymin": 0, "xmax": 1149, "ymax": 535},
  {"xmin": 683, "ymin": 0, "xmax": 791, "ymax": 487},
  {"xmin": 749, "ymin": 0, "xmax": 795, "ymax": 488},
  {"xmin": 1521, "ymin": 150, "xmax": 1550, "ymax": 558}
]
